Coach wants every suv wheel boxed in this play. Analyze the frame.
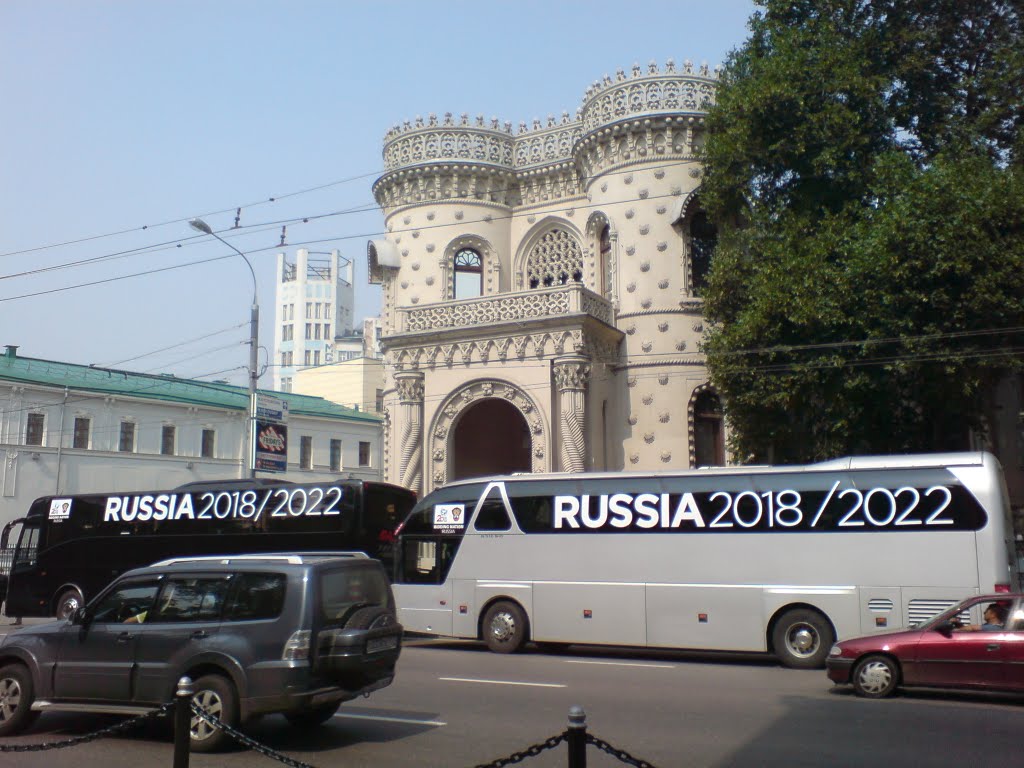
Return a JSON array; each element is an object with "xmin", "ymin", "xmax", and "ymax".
[
  {"xmin": 0, "ymin": 664, "xmax": 39, "ymax": 737},
  {"xmin": 190, "ymin": 675, "xmax": 238, "ymax": 753},
  {"xmin": 284, "ymin": 701, "xmax": 341, "ymax": 727}
]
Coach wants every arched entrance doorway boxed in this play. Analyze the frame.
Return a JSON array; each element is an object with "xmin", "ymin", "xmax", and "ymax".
[{"xmin": 450, "ymin": 398, "xmax": 531, "ymax": 480}]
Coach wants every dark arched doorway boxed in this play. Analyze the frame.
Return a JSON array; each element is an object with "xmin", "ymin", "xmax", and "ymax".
[{"xmin": 451, "ymin": 398, "xmax": 531, "ymax": 480}]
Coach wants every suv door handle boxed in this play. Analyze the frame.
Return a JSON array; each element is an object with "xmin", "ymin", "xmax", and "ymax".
[
  {"xmin": 191, "ymin": 630, "xmax": 208, "ymax": 639},
  {"xmin": 117, "ymin": 632, "xmax": 133, "ymax": 643},
  {"xmin": 986, "ymin": 643, "xmax": 1000, "ymax": 651}
]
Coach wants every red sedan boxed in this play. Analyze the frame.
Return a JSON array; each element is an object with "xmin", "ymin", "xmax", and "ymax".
[{"xmin": 826, "ymin": 593, "xmax": 1023, "ymax": 698}]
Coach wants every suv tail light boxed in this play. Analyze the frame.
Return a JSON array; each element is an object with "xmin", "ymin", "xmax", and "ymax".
[
  {"xmin": 995, "ymin": 583, "xmax": 1011, "ymax": 593},
  {"xmin": 282, "ymin": 630, "xmax": 311, "ymax": 661}
]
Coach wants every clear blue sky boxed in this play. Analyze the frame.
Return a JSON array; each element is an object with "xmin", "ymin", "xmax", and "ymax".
[{"xmin": 1, "ymin": 0, "xmax": 756, "ymax": 387}]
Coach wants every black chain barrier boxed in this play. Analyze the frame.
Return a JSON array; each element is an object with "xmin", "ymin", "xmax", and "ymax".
[
  {"xmin": 189, "ymin": 703, "xmax": 319, "ymax": 768},
  {"xmin": 472, "ymin": 733, "xmax": 567, "ymax": 768},
  {"xmin": 586, "ymin": 733, "xmax": 659, "ymax": 768},
  {"xmin": 0, "ymin": 702, "xmax": 173, "ymax": 753},
  {"xmin": 0, "ymin": 698, "xmax": 657, "ymax": 768}
]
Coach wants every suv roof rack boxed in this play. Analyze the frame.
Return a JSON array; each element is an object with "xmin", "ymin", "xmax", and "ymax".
[{"xmin": 149, "ymin": 551, "xmax": 370, "ymax": 567}]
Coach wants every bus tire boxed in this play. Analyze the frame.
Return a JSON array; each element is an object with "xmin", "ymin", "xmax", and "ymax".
[
  {"xmin": 0, "ymin": 663, "xmax": 39, "ymax": 737},
  {"xmin": 190, "ymin": 674, "xmax": 238, "ymax": 753},
  {"xmin": 771, "ymin": 608, "xmax": 833, "ymax": 669},
  {"xmin": 482, "ymin": 600, "xmax": 528, "ymax": 654},
  {"xmin": 852, "ymin": 654, "xmax": 900, "ymax": 698},
  {"xmin": 55, "ymin": 588, "xmax": 84, "ymax": 620}
]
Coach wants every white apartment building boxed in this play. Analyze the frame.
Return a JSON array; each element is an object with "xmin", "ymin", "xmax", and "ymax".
[{"xmin": 273, "ymin": 249, "xmax": 355, "ymax": 392}]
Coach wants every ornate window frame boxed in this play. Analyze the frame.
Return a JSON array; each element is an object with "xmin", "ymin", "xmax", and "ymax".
[
  {"xmin": 672, "ymin": 191, "xmax": 716, "ymax": 299},
  {"xmin": 688, "ymin": 383, "xmax": 724, "ymax": 467},
  {"xmin": 585, "ymin": 211, "xmax": 617, "ymax": 307},
  {"xmin": 441, "ymin": 234, "xmax": 498, "ymax": 300},
  {"xmin": 514, "ymin": 217, "xmax": 585, "ymax": 291}
]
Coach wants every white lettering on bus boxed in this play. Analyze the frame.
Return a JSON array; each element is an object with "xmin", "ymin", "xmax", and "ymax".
[
  {"xmin": 555, "ymin": 493, "xmax": 708, "ymax": 530},
  {"xmin": 104, "ymin": 494, "xmax": 195, "ymax": 522}
]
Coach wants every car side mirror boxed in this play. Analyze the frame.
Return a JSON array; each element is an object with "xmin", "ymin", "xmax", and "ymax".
[
  {"xmin": 934, "ymin": 620, "xmax": 955, "ymax": 638},
  {"xmin": 72, "ymin": 606, "xmax": 90, "ymax": 625}
]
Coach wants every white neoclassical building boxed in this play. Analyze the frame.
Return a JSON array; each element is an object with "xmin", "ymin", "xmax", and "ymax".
[{"xmin": 367, "ymin": 61, "xmax": 726, "ymax": 497}]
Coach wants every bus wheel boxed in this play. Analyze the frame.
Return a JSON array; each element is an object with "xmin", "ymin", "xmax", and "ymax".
[
  {"xmin": 55, "ymin": 588, "xmax": 84, "ymax": 620},
  {"xmin": 482, "ymin": 601, "xmax": 528, "ymax": 654},
  {"xmin": 771, "ymin": 608, "xmax": 833, "ymax": 669}
]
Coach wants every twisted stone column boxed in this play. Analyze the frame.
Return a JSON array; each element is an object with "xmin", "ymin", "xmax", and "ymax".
[
  {"xmin": 395, "ymin": 372, "xmax": 425, "ymax": 495},
  {"xmin": 553, "ymin": 355, "xmax": 591, "ymax": 473}
]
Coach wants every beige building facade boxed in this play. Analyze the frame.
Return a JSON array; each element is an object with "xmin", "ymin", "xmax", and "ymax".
[{"xmin": 368, "ymin": 61, "xmax": 726, "ymax": 496}]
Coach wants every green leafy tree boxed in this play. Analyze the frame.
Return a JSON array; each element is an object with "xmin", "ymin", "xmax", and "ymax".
[{"xmin": 700, "ymin": 0, "xmax": 1024, "ymax": 462}]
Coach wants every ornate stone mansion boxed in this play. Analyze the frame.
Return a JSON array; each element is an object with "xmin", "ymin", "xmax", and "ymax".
[{"xmin": 367, "ymin": 61, "xmax": 725, "ymax": 496}]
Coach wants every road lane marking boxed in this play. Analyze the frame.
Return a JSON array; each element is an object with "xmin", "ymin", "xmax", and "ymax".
[
  {"xmin": 335, "ymin": 713, "xmax": 448, "ymax": 726},
  {"xmin": 439, "ymin": 677, "xmax": 566, "ymax": 688},
  {"xmin": 565, "ymin": 660, "xmax": 675, "ymax": 669}
]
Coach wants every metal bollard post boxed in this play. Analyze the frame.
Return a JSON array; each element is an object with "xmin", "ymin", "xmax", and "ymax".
[
  {"xmin": 567, "ymin": 705, "xmax": 587, "ymax": 768},
  {"xmin": 173, "ymin": 676, "xmax": 194, "ymax": 768}
]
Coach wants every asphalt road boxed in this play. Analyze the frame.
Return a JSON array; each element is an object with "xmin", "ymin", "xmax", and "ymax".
[{"xmin": 2, "ymin": 630, "xmax": 1023, "ymax": 767}]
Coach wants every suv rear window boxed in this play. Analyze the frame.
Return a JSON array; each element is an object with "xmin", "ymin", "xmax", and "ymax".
[
  {"xmin": 319, "ymin": 565, "xmax": 388, "ymax": 623},
  {"xmin": 223, "ymin": 573, "xmax": 287, "ymax": 621}
]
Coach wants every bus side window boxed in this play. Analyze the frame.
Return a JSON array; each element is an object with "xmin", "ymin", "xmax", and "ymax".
[
  {"xmin": 474, "ymin": 500, "xmax": 511, "ymax": 532},
  {"xmin": 508, "ymin": 497, "xmax": 554, "ymax": 532}
]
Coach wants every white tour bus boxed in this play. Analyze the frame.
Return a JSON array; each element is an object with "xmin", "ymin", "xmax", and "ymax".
[{"xmin": 392, "ymin": 451, "xmax": 1018, "ymax": 667}]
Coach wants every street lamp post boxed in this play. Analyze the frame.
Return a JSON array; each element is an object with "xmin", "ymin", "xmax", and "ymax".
[{"xmin": 189, "ymin": 218, "xmax": 259, "ymax": 479}]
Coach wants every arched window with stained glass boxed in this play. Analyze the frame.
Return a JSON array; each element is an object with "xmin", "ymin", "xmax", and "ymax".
[{"xmin": 454, "ymin": 248, "xmax": 483, "ymax": 299}]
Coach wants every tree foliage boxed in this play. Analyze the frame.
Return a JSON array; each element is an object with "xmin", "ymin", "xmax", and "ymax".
[{"xmin": 700, "ymin": 0, "xmax": 1024, "ymax": 462}]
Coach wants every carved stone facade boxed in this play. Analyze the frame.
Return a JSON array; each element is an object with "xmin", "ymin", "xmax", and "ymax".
[{"xmin": 368, "ymin": 60, "xmax": 727, "ymax": 495}]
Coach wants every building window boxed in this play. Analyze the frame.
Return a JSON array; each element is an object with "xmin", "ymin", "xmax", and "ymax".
[
  {"xmin": 314, "ymin": 324, "xmax": 321, "ymax": 340},
  {"xmin": 25, "ymin": 413, "xmax": 44, "ymax": 446},
  {"xmin": 315, "ymin": 303, "xmax": 321, "ymax": 319},
  {"xmin": 330, "ymin": 439, "xmax": 342, "ymax": 471},
  {"xmin": 692, "ymin": 390, "xmax": 724, "ymax": 467},
  {"xmin": 358, "ymin": 441, "xmax": 371, "ymax": 467},
  {"xmin": 201, "ymin": 429, "xmax": 215, "ymax": 458},
  {"xmin": 161, "ymin": 425, "xmax": 176, "ymax": 455},
  {"xmin": 306, "ymin": 302, "xmax": 313, "ymax": 319},
  {"xmin": 313, "ymin": 350, "xmax": 321, "ymax": 366},
  {"xmin": 526, "ymin": 228, "xmax": 583, "ymax": 289},
  {"xmin": 324, "ymin": 304, "xmax": 331, "ymax": 320},
  {"xmin": 454, "ymin": 248, "xmax": 483, "ymax": 299},
  {"xmin": 73, "ymin": 417, "xmax": 90, "ymax": 449},
  {"xmin": 323, "ymin": 323, "xmax": 331, "ymax": 340},
  {"xmin": 300, "ymin": 436, "xmax": 313, "ymax": 469},
  {"xmin": 119, "ymin": 421, "xmax": 136, "ymax": 453},
  {"xmin": 282, "ymin": 377, "xmax": 292, "ymax": 393},
  {"xmin": 375, "ymin": 388, "xmax": 384, "ymax": 413},
  {"xmin": 305, "ymin": 323, "xmax": 312, "ymax": 340},
  {"xmin": 689, "ymin": 209, "xmax": 717, "ymax": 296},
  {"xmin": 305, "ymin": 350, "xmax": 312, "ymax": 366},
  {"xmin": 288, "ymin": 304, "xmax": 295, "ymax": 321}
]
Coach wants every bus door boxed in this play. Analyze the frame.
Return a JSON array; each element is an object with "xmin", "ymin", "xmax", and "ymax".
[
  {"xmin": 394, "ymin": 536, "xmax": 462, "ymax": 634},
  {"xmin": 393, "ymin": 486, "xmax": 481, "ymax": 636}
]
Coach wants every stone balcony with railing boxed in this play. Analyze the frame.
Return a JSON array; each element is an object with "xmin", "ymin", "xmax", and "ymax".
[{"xmin": 397, "ymin": 284, "xmax": 614, "ymax": 335}]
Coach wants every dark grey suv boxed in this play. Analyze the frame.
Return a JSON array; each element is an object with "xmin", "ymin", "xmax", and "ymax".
[{"xmin": 0, "ymin": 552, "xmax": 402, "ymax": 751}]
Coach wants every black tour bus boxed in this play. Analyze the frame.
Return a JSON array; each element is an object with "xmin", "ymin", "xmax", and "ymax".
[{"xmin": 1, "ymin": 478, "xmax": 416, "ymax": 619}]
